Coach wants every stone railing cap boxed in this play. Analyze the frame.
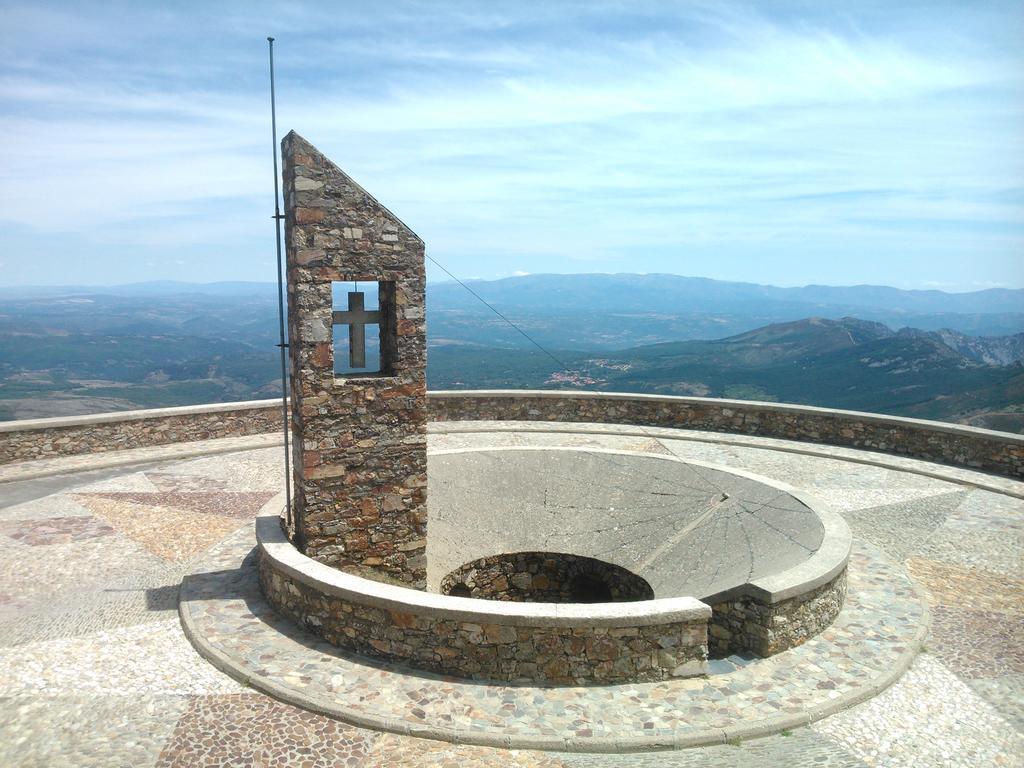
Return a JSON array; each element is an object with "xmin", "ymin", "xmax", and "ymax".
[
  {"xmin": 3, "ymin": 390, "xmax": 1021, "ymax": 447},
  {"xmin": 0, "ymin": 399, "xmax": 282, "ymax": 433},
  {"xmin": 428, "ymin": 390, "xmax": 1024, "ymax": 445}
]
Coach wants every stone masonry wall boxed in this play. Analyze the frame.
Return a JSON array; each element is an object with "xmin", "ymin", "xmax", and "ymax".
[
  {"xmin": 2, "ymin": 392, "xmax": 1021, "ymax": 481},
  {"xmin": 0, "ymin": 403, "xmax": 281, "ymax": 465},
  {"xmin": 430, "ymin": 393, "xmax": 1024, "ymax": 479},
  {"xmin": 258, "ymin": 549, "xmax": 707, "ymax": 685},
  {"xmin": 283, "ymin": 132, "xmax": 428, "ymax": 587},
  {"xmin": 709, "ymin": 569, "xmax": 848, "ymax": 658},
  {"xmin": 440, "ymin": 551, "xmax": 655, "ymax": 603}
]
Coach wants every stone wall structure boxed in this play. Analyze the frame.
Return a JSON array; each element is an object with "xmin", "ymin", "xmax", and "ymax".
[
  {"xmin": 708, "ymin": 570, "xmax": 848, "ymax": 657},
  {"xmin": 257, "ymin": 515, "xmax": 709, "ymax": 685},
  {"xmin": 0, "ymin": 401, "xmax": 281, "ymax": 464},
  {"xmin": 2, "ymin": 391, "xmax": 1022, "ymax": 481},
  {"xmin": 428, "ymin": 391, "xmax": 1024, "ymax": 480},
  {"xmin": 282, "ymin": 132, "xmax": 428, "ymax": 586},
  {"xmin": 255, "ymin": 444, "xmax": 848, "ymax": 684}
]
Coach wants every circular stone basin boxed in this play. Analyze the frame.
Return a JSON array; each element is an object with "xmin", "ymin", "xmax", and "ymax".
[
  {"xmin": 427, "ymin": 447, "xmax": 827, "ymax": 603},
  {"xmin": 256, "ymin": 445, "xmax": 848, "ymax": 684}
]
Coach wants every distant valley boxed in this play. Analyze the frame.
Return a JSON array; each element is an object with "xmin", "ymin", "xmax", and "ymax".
[
  {"xmin": 1, "ymin": 275, "xmax": 1021, "ymax": 431},
  {"xmin": 427, "ymin": 273, "xmax": 1024, "ymax": 348},
  {"xmin": 430, "ymin": 317, "xmax": 1024, "ymax": 433}
]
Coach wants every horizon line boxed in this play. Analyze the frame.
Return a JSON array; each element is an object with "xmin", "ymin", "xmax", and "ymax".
[{"xmin": 1, "ymin": 272, "xmax": 1021, "ymax": 295}]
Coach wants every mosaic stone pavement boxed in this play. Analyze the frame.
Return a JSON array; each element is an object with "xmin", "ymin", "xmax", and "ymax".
[
  {"xmin": 183, "ymin": 525, "xmax": 925, "ymax": 746},
  {"xmin": 0, "ymin": 425, "xmax": 1021, "ymax": 766}
]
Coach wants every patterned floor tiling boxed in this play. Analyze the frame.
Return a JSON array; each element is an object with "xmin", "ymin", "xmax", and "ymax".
[
  {"xmin": 947, "ymin": 490, "xmax": 1024, "ymax": 530},
  {"xmin": 879, "ymin": 469, "xmax": 964, "ymax": 491},
  {"xmin": 631, "ymin": 437, "xmax": 674, "ymax": 455},
  {"xmin": 0, "ymin": 617, "xmax": 248, "ymax": 696},
  {"xmin": 181, "ymin": 526, "xmax": 925, "ymax": 747},
  {"xmin": 0, "ymin": 532, "xmax": 170, "ymax": 608},
  {"xmin": 64, "ymin": 469, "xmax": 162, "ymax": 494},
  {"xmin": 156, "ymin": 447, "xmax": 286, "ymax": 492},
  {"xmin": 969, "ymin": 674, "xmax": 1024, "ymax": 733},
  {"xmin": 558, "ymin": 729, "xmax": 866, "ymax": 767},
  {"xmin": 0, "ymin": 492, "xmax": 96, "ymax": 522},
  {"xmin": 927, "ymin": 606, "xmax": 1024, "ymax": 680},
  {"xmin": 75, "ymin": 495, "xmax": 256, "ymax": 561},
  {"xmin": 146, "ymin": 472, "xmax": 231, "ymax": 492},
  {"xmin": 0, "ymin": 435, "xmax": 282, "ymax": 486},
  {"xmin": 914, "ymin": 525, "xmax": 1024, "ymax": 579},
  {"xmin": 0, "ymin": 694, "xmax": 190, "ymax": 768},
  {"xmin": 812, "ymin": 654, "xmax": 1023, "ymax": 768},
  {"xmin": 0, "ymin": 529, "xmax": 26, "ymax": 557},
  {"xmin": 736, "ymin": 460, "xmax": 891, "ymax": 491},
  {"xmin": 0, "ymin": 515, "xmax": 115, "ymax": 545},
  {"xmin": 789, "ymin": 486, "xmax": 960, "ymax": 514},
  {"xmin": 1, "ymin": 430, "xmax": 1021, "ymax": 765},
  {"xmin": 840, "ymin": 491, "xmax": 967, "ymax": 561},
  {"xmin": 81, "ymin": 489, "xmax": 277, "ymax": 518},
  {"xmin": 63, "ymin": 449, "xmax": 285, "ymax": 496},
  {"xmin": 0, "ymin": 575, "xmax": 183, "ymax": 647},
  {"xmin": 429, "ymin": 430, "xmax": 675, "ymax": 456},
  {"xmin": 155, "ymin": 694, "xmax": 377, "ymax": 768},
  {"xmin": 906, "ymin": 558, "xmax": 1024, "ymax": 615},
  {"xmin": 656, "ymin": 439, "xmax": 891, "ymax": 489},
  {"xmin": 365, "ymin": 734, "xmax": 566, "ymax": 767}
]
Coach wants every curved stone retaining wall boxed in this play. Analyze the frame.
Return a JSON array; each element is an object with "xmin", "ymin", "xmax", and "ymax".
[
  {"xmin": 3, "ymin": 391, "xmax": 1020, "ymax": 480},
  {"xmin": 709, "ymin": 570, "xmax": 848, "ymax": 657},
  {"xmin": 258, "ymin": 514, "xmax": 709, "ymax": 685},
  {"xmin": 699, "ymin": 482, "xmax": 851, "ymax": 658},
  {"xmin": 258, "ymin": 463, "xmax": 849, "ymax": 683},
  {"xmin": 429, "ymin": 391, "xmax": 1024, "ymax": 479},
  {"xmin": 0, "ymin": 401, "xmax": 283, "ymax": 464}
]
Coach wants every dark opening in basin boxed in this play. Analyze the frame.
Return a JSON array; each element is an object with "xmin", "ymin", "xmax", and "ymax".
[{"xmin": 440, "ymin": 551, "xmax": 654, "ymax": 604}]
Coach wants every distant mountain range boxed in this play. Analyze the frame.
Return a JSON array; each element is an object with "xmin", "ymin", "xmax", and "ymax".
[
  {"xmin": 1, "ymin": 275, "xmax": 1022, "ymax": 429},
  {"xmin": 427, "ymin": 273, "xmax": 1024, "ymax": 346},
  {"xmin": 431, "ymin": 273, "xmax": 1024, "ymax": 314},
  {"xmin": 429, "ymin": 317, "xmax": 1024, "ymax": 432},
  {"xmin": 4, "ymin": 273, "xmax": 1023, "ymax": 340}
]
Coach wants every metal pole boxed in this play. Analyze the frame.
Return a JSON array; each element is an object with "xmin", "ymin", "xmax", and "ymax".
[{"xmin": 268, "ymin": 37, "xmax": 293, "ymax": 528}]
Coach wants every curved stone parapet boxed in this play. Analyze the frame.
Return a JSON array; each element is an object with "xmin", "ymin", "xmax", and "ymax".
[
  {"xmin": 181, "ymin": 519, "xmax": 928, "ymax": 751},
  {"xmin": 702, "ymin": 479, "xmax": 851, "ymax": 657},
  {"xmin": 257, "ymin": 510, "xmax": 711, "ymax": 685},
  {"xmin": 428, "ymin": 390, "xmax": 1024, "ymax": 479},
  {"xmin": 258, "ymin": 441, "xmax": 852, "ymax": 683},
  {"xmin": 708, "ymin": 570, "xmax": 848, "ymax": 657},
  {"xmin": 2, "ymin": 391, "xmax": 1021, "ymax": 479},
  {"xmin": 0, "ymin": 400, "xmax": 282, "ymax": 464}
]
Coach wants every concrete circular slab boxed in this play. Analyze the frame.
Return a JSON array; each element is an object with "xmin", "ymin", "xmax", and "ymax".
[{"xmin": 428, "ymin": 448, "xmax": 835, "ymax": 602}]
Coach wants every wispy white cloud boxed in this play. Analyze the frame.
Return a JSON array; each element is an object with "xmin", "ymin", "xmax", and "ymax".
[{"xmin": 0, "ymin": 0, "xmax": 1021, "ymax": 289}]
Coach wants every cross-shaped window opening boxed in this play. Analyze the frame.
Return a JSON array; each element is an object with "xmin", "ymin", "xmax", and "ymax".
[{"xmin": 331, "ymin": 281, "xmax": 393, "ymax": 376}]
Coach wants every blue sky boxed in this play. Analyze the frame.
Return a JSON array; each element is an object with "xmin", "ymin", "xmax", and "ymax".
[{"xmin": 1, "ymin": 1, "xmax": 1022, "ymax": 290}]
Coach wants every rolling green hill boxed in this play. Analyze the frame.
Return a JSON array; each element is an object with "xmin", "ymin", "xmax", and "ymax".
[
  {"xmin": 428, "ymin": 318, "xmax": 1024, "ymax": 432},
  {"xmin": 1, "ymin": 280, "xmax": 1021, "ymax": 430}
]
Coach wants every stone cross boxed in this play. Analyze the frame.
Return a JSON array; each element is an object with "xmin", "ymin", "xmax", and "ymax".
[
  {"xmin": 332, "ymin": 291, "xmax": 379, "ymax": 369},
  {"xmin": 282, "ymin": 131, "xmax": 428, "ymax": 588}
]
